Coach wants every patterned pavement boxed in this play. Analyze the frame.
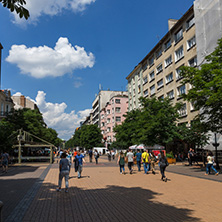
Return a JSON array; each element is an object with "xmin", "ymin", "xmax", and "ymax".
[{"xmin": 0, "ymin": 156, "xmax": 221, "ymax": 222}]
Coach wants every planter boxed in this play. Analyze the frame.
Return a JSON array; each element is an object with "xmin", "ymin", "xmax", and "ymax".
[{"xmin": 167, "ymin": 157, "xmax": 176, "ymax": 164}]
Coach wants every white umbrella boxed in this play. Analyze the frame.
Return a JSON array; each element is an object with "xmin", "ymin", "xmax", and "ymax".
[
  {"xmin": 129, "ymin": 145, "xmax": 137, "ymax": 149},
  {"xmin": 136, "ymin": 144, "xmax": 145, "ymax": 149}
]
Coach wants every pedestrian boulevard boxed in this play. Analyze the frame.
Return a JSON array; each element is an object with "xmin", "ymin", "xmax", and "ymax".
[{"xmin": 0, "ymin": 156, "xmax": 221, "ymax": 222}]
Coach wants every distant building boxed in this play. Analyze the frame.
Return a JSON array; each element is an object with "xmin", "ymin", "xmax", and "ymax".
[
  {"xmin": 81, "ymin": 112, "xmax": 93, "ymax": 126},
  {"xmin": 100, "ymin": 94, "xmax": 128, "ymax": 143},
  {"xmin": 0, "ymin": 90, "xmax": 14, "ymax": 120},
  {"xmin": 92, "ymin": 90, "xmax": 127, "ymax": 126},
  {"xmin": 11, "ymin": 94, "xmax": 39, "ymax": 111}
]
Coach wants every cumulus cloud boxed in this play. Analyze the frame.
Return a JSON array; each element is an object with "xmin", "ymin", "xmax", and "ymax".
[
  {"xmin": 12, "ymin": 91, "xmax": 91, "ymax": 140},
  {"xmin": 6, "ymin": 37, "xmax": 95, "ymax": 79},
  {"xmin": 35, "ymin": 91, "xmax": 91, "ymax": 140},
  {"xmin": 13, "ymin": 0, "xmax": 96, "ymax": 24}
]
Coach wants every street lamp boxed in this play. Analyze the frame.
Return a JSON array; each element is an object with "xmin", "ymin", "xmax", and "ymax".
[{"xmin": 212, "ymin": 133, "xmax": 220, "ymax": 170}]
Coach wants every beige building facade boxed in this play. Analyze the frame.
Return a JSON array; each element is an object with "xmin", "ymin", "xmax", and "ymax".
[{"xmin": 127, "ymin": 6, "xmax": 198, "ymax": 126}]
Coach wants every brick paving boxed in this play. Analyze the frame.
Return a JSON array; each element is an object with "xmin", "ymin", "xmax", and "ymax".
[{"xmin": 1, "ymin": 157, "xmax": 222, "ymax": 222}]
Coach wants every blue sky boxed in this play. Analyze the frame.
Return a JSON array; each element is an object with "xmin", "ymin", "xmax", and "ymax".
[{"xmin": 0, "ymin": 0, "xmax": 194, "ymax": 140}]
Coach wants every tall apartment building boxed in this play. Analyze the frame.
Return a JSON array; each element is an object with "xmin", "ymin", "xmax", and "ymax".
[
  {"xmin": 100, "ymin": 94, "xmax": 128, "ymax": 143},
  {"xmin": 92, "ymin": 90, "xmax": 127, "ymax": 126},
  {"xmin": 127, "ymin": 5, "xmax": 198, "ymax": 125}
]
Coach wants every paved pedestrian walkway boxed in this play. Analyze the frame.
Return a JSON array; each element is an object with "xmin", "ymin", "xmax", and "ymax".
[{"xmin": 1, "ymin": 157, "xmax": 222, "ymax": 222}]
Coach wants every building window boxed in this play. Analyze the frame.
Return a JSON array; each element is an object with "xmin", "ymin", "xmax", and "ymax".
[
  {"xmin": 156, "ymin": 63, "xmax": 163, "ymax": 74},
  {"xmin": 150, "ymin": 85, "xmax": 155, "ymax": 96},
  {"xmin": 186, "ymin": 16, "xmax": 195, "ymax": 30},
  {"xmin": 165, "ymin": 55, "xmax": 172, "ymax": 68},
  {"xmin": 112, "ymin": 117, "xmax": 114, "ymax": 122},
  {"xmin": 142, "ymin": 61, "xmax": 148, "ymax": 71},
  {"xmin": 164, "ymin": 39, "xmax": 171, "ymax": 51},
  {"xmin": 176, "ymin": 65, "xmax": 184, "ymax": 80},
  {"xmin": 158, "ymin": 95, "xmax": 164, "ymax": 100},
  {"xmin": 149, "ymin": 56, "xmax": 154, "ymax": 67},
  {"xmin": 144, "ymin": 89, "xmax": 148, "ymax": 97},
  {"xmin": 115, "ymin": 99, "xmax": 121, "ymax": 104},
  {"xmin": 101, "ymin": 122, "xmax": 105, "ymax": 127},
  {"xmin": 167, "ymin": 90, "xmax": 174, "ymax": 99},
  {"xmin": 157, "ymin": 79, "xmax": 163, "ymax": 89},
  {"xmin": 166, "ymin": 72, "xmax": 173, "ymax": 84},
  {"xmin": 116, "ymin": 116, "xmax": 121, "ymax": 122},
  {"xmin": 149, "ymin": 71, "xmax": 155, "ymax": 82},
  {"xmin": 115, "ymin": 107, "xmax": 121, "ymax": 113},
  {"xmin": 138, "ymin": 85, "xmax": 141, "ymax": 93},
  {"xmin": 107, "ymin": 127, "xmax": 111, "ymax": 132},
  {"xmin": 187, "ymin": 36, "xmax": 196, "ymax": 50},
  {"xmin": 156, "ymin": 47, "xmax": 162, "ymax": 59},
  {"xmin": 175, "ymin": 28, "xmax": 183, "ymax": 43},
  {"xmin": 107, "ymin": 109, "xmax": 110, "ymax": 114},
  {"xmin": 101, "ymin": 114, "xmax": 104, "ymax": 119},
  {"xmin": 143, "ymin": 76, "xmax": 148, "ymax": 85},
  {"xmin": 177, "ymin": 85, "xmax": 186, "ymax": 97},
  {"xmin": 179, "ymin": 103, "xmax": 187, "ymax": 117},
  {"xmin": 107, "ymin": 118, "xmax": 111, "ymax": 123},
  {"xmin": 175, "ymin": 46, "xmax": 184, "ymax": 62},
  {"xmin": 188, "ymin": 56, "xmax": 197, "ymax": 67}
]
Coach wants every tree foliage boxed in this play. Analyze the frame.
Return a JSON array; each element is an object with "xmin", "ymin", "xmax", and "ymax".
[
  {"xmin": 114, "ymin": 97, "xmax": 182, "ymax": 148},
  {"xmin": 180, "ymin": 37, "xmax": 222, "ymax": 133},
  {"xmin": 0, "ymin": 108, "xmax": 62, "ymax": 151},
  {"xmin": 0, "ymin": 0, "xmax": 29, "ymax": 19},
  {"xmin": 66, "ymin": 124, "xmax": 103, "ymax": 150}
]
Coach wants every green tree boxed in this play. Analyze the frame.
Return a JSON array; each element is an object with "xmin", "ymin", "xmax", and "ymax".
[
  {"xmin": 1, "ymin": 0, "xmax": 29, "ymax": 19},
  {"xmin": 0, "ymin": 108, "xmax": 61, "ymax": 150},
  {"xmin": 113, "ymin": 97, "xmax": 182, "ymax": 149},
  {"xmin": 113, "ymin": 109, "xmax": 141, "ymax": 149},
  {"xmin": 180, "ymin": 37, "xmax": 222, "ymax": 133},
  {"xmin": 138, "ymin": 97, "xmax": 181, "ymax": 146},
  {"xmin": 80, "ymin": 125, "xmax": 103, "ymax": 149}
]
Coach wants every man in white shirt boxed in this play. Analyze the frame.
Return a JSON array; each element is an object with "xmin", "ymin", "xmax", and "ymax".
[{"xmin": 126, "ymin": 149, "xmax": 134, "ymax": 174}]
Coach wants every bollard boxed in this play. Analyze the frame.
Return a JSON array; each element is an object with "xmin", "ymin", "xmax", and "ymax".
[{"xmin": 0, "ymin": 201, "xmax": 3, "ymax": 222}]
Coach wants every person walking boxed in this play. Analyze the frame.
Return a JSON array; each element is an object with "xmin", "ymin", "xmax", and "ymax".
[
  {"xmin": 188, "ymin": 148, "xmax": 194, "ymax": 166},
  {"xmin": 205, "ymin": 151, "xmax": 219, "ymax": 176},
  {"xmin": 117, "ymin": 151, "xmax": 125, "ymax": 174},
  {"xmin": 1, "ymin": 151, "xmax": 9, "ymax": 173},
  {"xmin": 135, "ymin": 150, "xmax": 142, "ymax": 172},
  {"xmin": 57, "ymin": 152, "xmax": 70, "ymax": 192},
  {"xmin": 88, "ymin": 149, "xmax": 93, "ymax": 162},
  {"xmin": 126, "ymin": 149, "xmax": 134, "ymax": 174},
  {"xmin": 94, "ymin": 149, "xmax": 99, "ymax": 164},
  {"xmin": 75, "ymin": 151, "xmax": 85, "ymax": 178},
  {"xmin": 150, "ymin": 151, "xmax": 156, "ymax": 174},
  {"xmin": 157, "ymin": 151, "xmax": 169, "ymax": 182},
  {"xmin": 142, "ymin": 149, "xmax": 150, "ymax": 174}
]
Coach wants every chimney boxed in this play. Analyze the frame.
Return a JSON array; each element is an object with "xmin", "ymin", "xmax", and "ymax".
[
  {"xmin": 20, "ymin": 95, "xmax": 26, "ymax": 108},
  {"xmin": 168, "ymin": 19, "xmax": 178, "ymax": 31}
]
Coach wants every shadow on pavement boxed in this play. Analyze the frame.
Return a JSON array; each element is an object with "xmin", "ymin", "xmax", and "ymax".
[
  {"xmin": 23, "ymin": 183, "xmax": 201, "ymax": 222},
  {"xmin": 0, "ymin": 165, "xmax": 39, "ymax": 177}
]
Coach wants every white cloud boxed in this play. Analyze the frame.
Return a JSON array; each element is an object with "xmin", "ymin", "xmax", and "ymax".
[
  {"xmin": 6, "ymin": 37, "xmax": 95, "ymax": 79},
  {"xmin": 35, "ymin": 91, "xmax": 91, "ymax": 140},
  {"xmin": 13, "ymin": 0, "xmax": 96, "ymax": 25}
]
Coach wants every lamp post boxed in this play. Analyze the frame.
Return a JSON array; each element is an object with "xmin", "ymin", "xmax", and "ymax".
[
  {"xmin": 212, "ymin": 133, "xmax": 220, "ymax": 170},
  {"xmin": 17, "ymin": 129, "xmax": 22, "ymax": 164}
]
